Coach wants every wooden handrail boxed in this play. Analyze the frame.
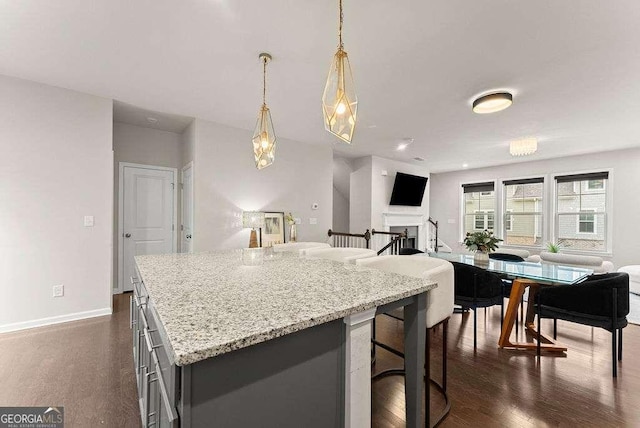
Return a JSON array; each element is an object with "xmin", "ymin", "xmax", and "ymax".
[
  {"xmin": 371, "ymin": 229, "xmax": 405, "ymax": 236},
  {"xmin": 376, "ymin": 230, "xmax": 407, "ymax": 256},
  {"xmin": 328, "ymin": 229, "xmax": 371, "ymax": 248},
  {"xmin": 428, "ymin": 217, "xmax": 439, "ymax": 253}
]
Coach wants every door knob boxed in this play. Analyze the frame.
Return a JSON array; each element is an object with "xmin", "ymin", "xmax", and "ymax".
[{"xmin": 125, "ymin": 233, "xmax": 131, "ymax": 238}]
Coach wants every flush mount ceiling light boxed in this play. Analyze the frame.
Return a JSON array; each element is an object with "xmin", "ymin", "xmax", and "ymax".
[
  {"xmin": 472, "ymin": 92, "xmax": 513, "ymax": 114},
  {"xmin": 510, "ymin": 138, "xmax": 538, "ymax": 156},
  {"xmin": 251, "ymin": 53, "xmax": 276, "ymax": 170},
  {"xmin": 322, "ymin": 0, "xmax": 357, "ymax": 144}
]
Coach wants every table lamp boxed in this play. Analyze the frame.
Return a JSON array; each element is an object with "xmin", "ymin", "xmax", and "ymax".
[{"xmin": 242, "ymin": 211, "xmax": 265, "ymax": 248}]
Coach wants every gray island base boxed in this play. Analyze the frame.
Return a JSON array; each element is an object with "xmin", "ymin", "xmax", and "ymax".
[{"xmin": 132, "ymin": 250, "xmax": 436, "ymax": 428}]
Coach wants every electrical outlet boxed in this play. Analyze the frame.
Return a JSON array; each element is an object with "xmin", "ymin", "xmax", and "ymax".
[
  {"xmin": 295, "ymin": 218, "xmax": 302, "ymax": 225},
  {"xmin": 309, "ymin": 218, "xmax": 318, "ymax": 225},
  {"xmin": 53, "ymin": 284, "xmax": 64, "ymax": 297},
  {"xmin": 84, "ymin": 216, "xmax": 94, "ymax": 227}
]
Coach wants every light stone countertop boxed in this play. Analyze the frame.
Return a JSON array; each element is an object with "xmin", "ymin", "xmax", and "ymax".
[{"xmin": 135, "ymin": 250, "xmax": 436, "ymax": 366}]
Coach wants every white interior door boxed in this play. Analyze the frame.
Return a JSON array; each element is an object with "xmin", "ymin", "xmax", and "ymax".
[
  {"xmin": 121, "ymin": 165, "xmax": 175, "ymax": 292},
  {"xmin": 181, "ymin": 163, "xmax": 194, "ymax": 253}
]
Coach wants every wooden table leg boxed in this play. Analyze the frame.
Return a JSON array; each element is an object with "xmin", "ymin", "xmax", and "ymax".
[{"xmin": 498, "ymin": 279, "xmax": 567, "ymax": 352}]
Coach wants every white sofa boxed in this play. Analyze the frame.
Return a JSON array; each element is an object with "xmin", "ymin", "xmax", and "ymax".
[
  {"xmin": 493, "ymin": 248, "xmax": 541, "ymax": 263},
  {"xmin": 618, "ymin": 266, "xmax": 640, "ymax": 295},
  {"xmin": 272, "ymin": 242, "xmax": 330, "ymax": 253},
  {"xmin": 539, "ymin": 251, "xmax": 614, "ymax": 273},
  {"xmin": 303, "ymin": 247, "xmax": 377, "ymax": 264}
]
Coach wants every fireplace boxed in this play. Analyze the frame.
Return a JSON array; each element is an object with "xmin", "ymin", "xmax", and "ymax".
[
  {"xmin": 381, "ymin": 213, "xmax": 426, "ymax": 251},
  {"xmin": 389, "ymin": 226, "xmax": 418, "ymax": 249}
]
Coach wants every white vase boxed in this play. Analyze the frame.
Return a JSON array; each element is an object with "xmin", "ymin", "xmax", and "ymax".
[
  {"xmin": 474, "ymin": 251, "xmax": 489, "ymax": 266},
  {"xmin": 289, "ymin": 224, "xmax": 297, "ymax": 242}
]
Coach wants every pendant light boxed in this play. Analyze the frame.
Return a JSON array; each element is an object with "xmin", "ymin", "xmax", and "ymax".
[
  {"xmin": 322, "ymin": 0, "xmax": 357, "ymax": 144},
  {"xmin": 252, "ymin": 53, "xmax": 276, "ymax": 169}
]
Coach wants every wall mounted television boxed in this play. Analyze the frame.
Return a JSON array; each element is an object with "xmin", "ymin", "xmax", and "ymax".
[{"xmin": 389, "ymin": 172, "xmax": 428, "ymax": 206}]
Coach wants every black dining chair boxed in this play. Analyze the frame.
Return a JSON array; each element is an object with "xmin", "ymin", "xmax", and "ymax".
[
  {"xmin": 535, "ymin": 272, "xmax": 630, "ymax": 377},
  {"xmin": 399, "ymin": 248, "xmax": 424, "ymax": 255},
  {"xmin": 451, "ymin": 262, "xmax": 504, "ymax": 348},
  {"xmin": 489, "ymin": 252, "xmax": 526, "ymax": 329}
]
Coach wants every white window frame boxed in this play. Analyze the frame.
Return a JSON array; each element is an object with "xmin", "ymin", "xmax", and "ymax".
[
  {"xmin": 499, "ymin": 175, "xmax": 547, "ymax": 249},
  {"xmin": 552, "ymin": 168, "xmax": 613, "ymax": 255},
  {"xmin": 459, "ymin": 179, "xmax": 497, "ymax": 242}
]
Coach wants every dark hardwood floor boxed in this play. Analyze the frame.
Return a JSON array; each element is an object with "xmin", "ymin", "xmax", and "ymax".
[{"xmin": 1, "ymin": 293, "xmax": 638, "ymax": 427}]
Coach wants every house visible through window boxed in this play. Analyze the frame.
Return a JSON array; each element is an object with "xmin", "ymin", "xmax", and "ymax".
[
  {"xmin": 462, "ymin": 182, "xmax": 495, "ymax": 238},
  {"xmin": 474, "ymin": 210, "xmax": 494, "ymax": 231},
  {"xmin": 578, "ymin": 210, "xmax": 596, "ymax": 234},
  {"xmin": 587, "ymin": 179, "xmax": 604, "ymax": 190},
  {"xmin": 555, "ymin": 172, "xmax": 608, "ymax": 252},
  {"xmin": 503, "ymin": 177, "xmax": 544, "ymax": 246}
]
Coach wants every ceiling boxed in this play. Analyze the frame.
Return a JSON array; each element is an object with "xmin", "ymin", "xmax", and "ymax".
[
  {"xmin": 113, "ymin": 101, "xmax": 193, "ymax": 133},
  {"xmin": 2, "ymin": 1, "xmax": 640, "ymax": 172}
]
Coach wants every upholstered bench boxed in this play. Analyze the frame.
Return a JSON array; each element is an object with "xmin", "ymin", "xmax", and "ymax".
[{"xmin": 618, "ymin": 265, "xmax": 640, "ymax": 295}]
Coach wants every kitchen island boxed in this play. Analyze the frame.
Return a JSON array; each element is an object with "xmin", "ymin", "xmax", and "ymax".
[{"xmin": 131, "ymin": 250, "xmax": 436, "ymax": 428}]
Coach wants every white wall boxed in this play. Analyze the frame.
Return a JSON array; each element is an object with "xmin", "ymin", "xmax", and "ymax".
[
  {"xmin": 191, "ymin": 119, "xmax": 333, "ymax": 251},
  {"xmin": 370, "ymin": 156, "xmax": 430, "ymax": 229},
  {"xmin": 112, "ymin": 122, "xmax": 183, "ymax": 290},
  {"xmin": 349, "ymin": 156, "xmax": 431, "ymax": 247},
  {"xmin": 429, "ymin": 147, "xmax": 640, "ymax": 269},
  {"xmin": 349, "ymin": 157, "xmax": 373, "ymax": 234},
  {"xmin": 0, "ymin": 75, "xmax": 113, "ymax": 332},
  {"xmin": 333, "ymin": 187, "xmax": 350, "ymax": 232}
]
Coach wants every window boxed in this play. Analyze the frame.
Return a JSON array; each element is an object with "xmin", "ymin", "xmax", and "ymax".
[
  {"xmin": 474, "ymin": 210, "xmax": 494, "ymax": 230},
  {"xmin": 502, "ymin": 178, "xmax": 544, "ymax": 246},
  {"xmin": 555, "ymin": 172, "xmax": 608, "ymax": 252},
  {"xmin": 462, "ymin": 182, "xmax": 495, "ymax": 238},
  {"xmin": 587, "ymin": 179, "xmax": 604, "ymax": 190},
  {"xmin": 505, "ymin": 209, "xmax": 513, "ymax": 232},
  {"xmin": 578, "ymin": 210, "xmax": 596, "ymax": 234}
]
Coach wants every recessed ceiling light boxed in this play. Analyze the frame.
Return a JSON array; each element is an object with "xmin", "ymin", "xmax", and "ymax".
[
  {"xmin": 472, "ymin": 92, "xmax": 513, "ymax": 114},
  {"xmin": 397, "ymin": 138, "xmax": 414, "ymax": 151},
  {"xmin": 146, "ymin": 117, "xmax": 159, "ymax": 124},
  {"xmin": 510, "ymin": 138, "xmax": 538, "ymax": 156},
  {"xmin": 462, "ymin": 163, "xmax": 469, "ymax": 168}
]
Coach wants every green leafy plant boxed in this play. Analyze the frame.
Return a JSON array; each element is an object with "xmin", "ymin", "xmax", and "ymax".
[
  {"xmin": 546, "ymin": 242, "xmax": 561, "ymax": 253},
  {"xmin": 464, "ymin": 230, "xmax": 502, "ymax": 253},
  {"xmin": 285, "ymin": 212, "xmax": 295, "ymax": 225}
]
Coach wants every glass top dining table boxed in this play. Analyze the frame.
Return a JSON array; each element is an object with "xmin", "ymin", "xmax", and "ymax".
[{"xmin": 428, "ymin": 252, "xmax": 593, "ymax": 285}]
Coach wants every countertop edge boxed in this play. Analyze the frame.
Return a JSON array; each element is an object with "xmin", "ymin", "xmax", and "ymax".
[{"xmin": 172, "ymin": 281, "xmax": 437, "ymax": 366}]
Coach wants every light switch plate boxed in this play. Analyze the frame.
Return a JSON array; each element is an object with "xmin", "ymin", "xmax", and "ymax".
[
  {"xmin": 295, "ymin": 218, "xmax": 302, "ymax": 225},
  {"xmin": 309, "ymin": 218, "xmax": 318, "ymax": 225},
  {"xmin": 84, "ymin": 216, "xmax": 94, "ymax": 227}
]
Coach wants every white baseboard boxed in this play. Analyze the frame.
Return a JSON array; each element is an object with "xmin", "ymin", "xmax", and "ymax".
[{"xmin": 0, "ymin": 307, "xmax": 113, "ymax": 334}]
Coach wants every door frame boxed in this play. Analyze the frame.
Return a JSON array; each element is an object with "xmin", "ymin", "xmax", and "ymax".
[
  {"xmin": 181, "ymin": 161, "xmax": 194, "ymax": 253},
  {"xmin": 116, "ymin": 162, "xmax": 178, "ymax": 294}
]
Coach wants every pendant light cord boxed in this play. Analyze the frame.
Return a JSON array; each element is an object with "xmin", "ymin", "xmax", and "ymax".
[
  {"xmin": 338, "ymin": 0, "xmax": 344, "ymax": 49},
  {"xmin": 262, "ymin": 57, "xmax": 267, "ymax": 106}
]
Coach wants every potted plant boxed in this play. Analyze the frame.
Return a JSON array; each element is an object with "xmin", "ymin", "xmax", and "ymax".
[
  {"xmin": 546, "ymin": 242, "xmax": 561, "ymax": 253},
  {"xmin": 464, "ymin": 230, "xmax": 502, "ymax": 265}
]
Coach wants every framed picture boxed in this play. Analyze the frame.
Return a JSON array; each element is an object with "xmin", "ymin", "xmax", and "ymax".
[{"xmin": 260, "ymin": 212, "xmax": 285, "ymax": 247}]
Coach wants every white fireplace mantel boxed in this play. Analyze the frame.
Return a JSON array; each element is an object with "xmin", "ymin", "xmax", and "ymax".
[{"xmin": 382, "ymin": 212, "xmax": 426, "ymax": 227}]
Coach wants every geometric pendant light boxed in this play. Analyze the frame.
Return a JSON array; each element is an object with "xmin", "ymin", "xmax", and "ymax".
[
  {"xmin": 322, "ymin": 0, "xmax": 357, "ymax": 144},
  {"xmin": 252, "ymin": 53, "xmax": 276, "ymax": 169}
]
